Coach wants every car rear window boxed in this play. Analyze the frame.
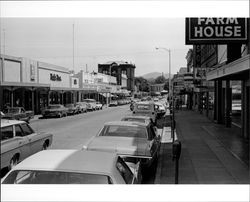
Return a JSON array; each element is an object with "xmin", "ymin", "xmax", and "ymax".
[
  {"xmin": 1, "ymin": 126, "xmax": 14, "ymax": 141},
  {"xmin": 100, "ymin": 125, "xmax": 147, "ymax": 138},
  {"xmin": 2, "ymin": 170, "xmax": 112, "ymax": 184},
  {"xmin": 122, "ymin": 118, "xmax": 145, "ymax": 123}
]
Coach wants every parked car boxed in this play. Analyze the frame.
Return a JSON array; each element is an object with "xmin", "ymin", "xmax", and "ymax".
[
  {"xmin": 2, "ymin": 107, "xmax": 34, "ymax": 123},
  {"xmin": 109, "ymin": 100, "xmax": 118, "ymax": 107},
  {"xmin": 96, "ymin": 102, "xmax": 103, "ymax": 110},
  {"xmin": 42, "ymin": 104, "xmax": 68, "ymax": 118},
  {"xmin": 83, "ymin": 121, "xmax": 161, "ymax": 170},
  {"xmin": 83, "ymin": 99, "xmax": 97, "ymax": 111},
  {"xmin": 154, "ymin": 102, "xmax": 166, "ymax": 117},
  {"xmin": 1, "ymin": 150, "xmax": 141, "ymax": 184},
  {"xmin": 121, "ymin": 115, "xmax": 155, "ymax": 126},
  {"xmin": 76, "ymin": 102, "xmax": 88, "ymax": 113},
  {"xmin": 1, "ymin": 119, "xmax": 53, "ymax": 171},
  {"xmin": 65, "ymin": 103, "xmax": 80, "ymax": 115},
  {"xmin": 133, "ymin": 101, "xmax": 157, "ymax": 124}
]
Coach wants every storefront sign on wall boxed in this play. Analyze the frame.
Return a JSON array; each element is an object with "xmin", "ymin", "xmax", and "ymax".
[
  {"xmin": 30, "ymin": 64, "xmax": 35, "ymax": 81},
  {"xmin": 186, "ymin": 18, "xmax": 248, "ymax": 44},
  {"xmin": 50, "ymin": 73, "xmax": 62, "ymax": 81}
]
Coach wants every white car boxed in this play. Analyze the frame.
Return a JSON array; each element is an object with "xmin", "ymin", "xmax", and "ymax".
[
  {"xmin": 1, "ymin": 150, "xmax": 141, "ymax": 184},
  {"xmin": 1, "ymin": 119, "xmax": 53, "ymax": 170},
  {"xmin": 96, "ymin": 102, "xmax": 103, "ymax": 110}
]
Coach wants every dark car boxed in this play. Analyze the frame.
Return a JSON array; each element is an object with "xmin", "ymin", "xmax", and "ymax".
[
  {"xmin": 42, "ymin": 104, "xmax": 68, "ymax": 118},
  {"xmin": 65, "ymin": 104, "xmax": 80, "ymax": 115}
]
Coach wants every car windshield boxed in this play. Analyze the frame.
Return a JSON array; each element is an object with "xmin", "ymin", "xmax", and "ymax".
[
  {"xmin": 2, "ymin": 170, "xmax": 112, "ymax": 184},
  {"xmin": 7, "ymin": 108, "xmax": 19, "ymax": 113},
  {"xmin": 99, "ymin": 125, "xmax": 147, "ymax": 139},
  {"xmin": 83, "ymin": 99, "xmax": 95, "ymax": 103},
  {"xmin": 47, "ymin": 105, "xmax": 60, "ymax": 109},
  {"xmin": 65, "ymin": 104, "xmax": 74, "ymax": 107}
]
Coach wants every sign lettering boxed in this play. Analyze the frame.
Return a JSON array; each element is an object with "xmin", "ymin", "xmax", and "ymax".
[
  {"xmin": 50, "ymin": 73, "xmax": 62, "ymax": 81},
  {"xmin": 186, "ymin": 18, "xmax": 248, "ymax": 44}
]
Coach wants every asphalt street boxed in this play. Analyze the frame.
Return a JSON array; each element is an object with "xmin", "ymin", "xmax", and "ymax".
[
  {"xmin": 30, "ymin": 105, "xmax": 132, "ymax": 150},
  {"xmin": 29, "ymin": 105, "xmax": 157, "ymax": 183}
]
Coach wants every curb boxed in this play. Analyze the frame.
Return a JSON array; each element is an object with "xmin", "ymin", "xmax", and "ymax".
[
  {"xmin": 155, "ymin": 142, "xmax": 164, "ymax": 184},
  {"xmin": 30, "ymin": 115, "xmax": 42, "ymax": 123}
]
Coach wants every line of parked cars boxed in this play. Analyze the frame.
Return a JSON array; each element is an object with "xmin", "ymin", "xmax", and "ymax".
[
  {"xmin": 1, "ymin": 98, "xmax": 162, "ymax": 184},
  {"xmin": 42, "ymin": 99, "xmax": 104, "ymax": 118}
]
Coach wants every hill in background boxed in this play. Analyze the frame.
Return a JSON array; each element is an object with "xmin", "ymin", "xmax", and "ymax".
[{"xmin": 140, "ymin": 72, "xmax": 173, "ymax": 82}]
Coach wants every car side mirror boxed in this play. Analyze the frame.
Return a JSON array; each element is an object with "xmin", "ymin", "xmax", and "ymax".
[{"xmin": 153, "ymin": 126, "xmax": 158, "ymax": 134}]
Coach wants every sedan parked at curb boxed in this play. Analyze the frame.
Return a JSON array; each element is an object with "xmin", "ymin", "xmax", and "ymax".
[
  {"xmin": 42, "ymin": 104, "xmax": 68, "ymax": 118},
  {"xmin": 2, "ymin": 107, "xmax": 34, "ymax": 123},
  {"xmin": 83, "ymin": 99, "xmax": 97, "ymax": 111},
  {"xmin": 83, "ymin": 121, "xmax": 161, "ymax": 170},
  {"xmin": 96, "ymin": 102, "xmax": 103, "ymax": 110},
  {"xmin": 65, "ymin": 104, "xmax": 80, "ymax": 115},
  {"xmin": 1, "ymin": 150, "xmax": 141, "ymax": 184},
  {"xmin": 121, "ymin": 115, "xmax": 155, "ymax": 126},
  {"xmin": 1, "ymin": 119, "xmax": 53, "ymax": 171},
  {"xmin": 76, "ymin": 102, "xmax": 88, "ymax": 113}
]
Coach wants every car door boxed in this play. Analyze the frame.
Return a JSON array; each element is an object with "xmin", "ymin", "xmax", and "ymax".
[
  {"xmin": 19, "ymin": 123, "xmax": 42, "ymax": 154},
  {"xmin": 147, "ymin": 125, "xmax": 160, "ymax": 159},
  {"xmin": 14, "ymin": 124, "xmax": 31, "ymax": 161}
]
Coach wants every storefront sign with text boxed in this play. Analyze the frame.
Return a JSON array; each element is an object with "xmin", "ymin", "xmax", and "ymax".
[{"xmin": 186, "ymin": 18, "xmax": 248, "ymax": 44}]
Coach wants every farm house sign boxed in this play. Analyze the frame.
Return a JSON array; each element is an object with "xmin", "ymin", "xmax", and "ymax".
[{"xmin": 185, "ymin": 18, "xmax": 248, "ymax": 44}]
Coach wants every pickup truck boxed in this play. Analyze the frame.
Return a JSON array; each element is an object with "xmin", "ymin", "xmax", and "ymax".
[
  {"xmin": 1, "ymin": 119, "xmax": 53, "ymax": 171},
  {"xmin": 3, "ymin": 107, "xmax": 34, "ymax": 123}
]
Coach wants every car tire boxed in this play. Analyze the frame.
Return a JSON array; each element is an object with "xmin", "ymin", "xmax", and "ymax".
[
  {"xmin": 43, "ymin": 142, "xmax": 48, "ymax": 150},
  {"xmin": 58, "ymin": 113, "xmax": 62, "ymax": 118},
  {"xmin": 9, "ymin": 156, "xmax": 18, "ymax": 170}
]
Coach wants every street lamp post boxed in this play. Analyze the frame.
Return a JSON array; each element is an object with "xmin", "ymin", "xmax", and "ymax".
[{"xmin": 156, "ymin": 47, "xmax": 175, "ymax": 142}]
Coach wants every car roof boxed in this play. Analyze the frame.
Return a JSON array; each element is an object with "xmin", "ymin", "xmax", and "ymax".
[
  {"xmin": 122, "ymin": 115, "xmax": 151, "ymax": 120},
  {"xmin": 135, "ymin": 101, "xmax": 154, "ymax": 105},
  {"xmin": 11, "ymin": 150, "xmax": 118, "ymax": 175},
  {"xmin": 83, "ymin": 99, "xmax": 95, "ymax": 101},
  {"xmin": 1, "ymin": 119, "xmax": 25, "ymax": 128},
  {"xmin": 104, "ymin": 121, "xmax": 148, "ymax": 127}
]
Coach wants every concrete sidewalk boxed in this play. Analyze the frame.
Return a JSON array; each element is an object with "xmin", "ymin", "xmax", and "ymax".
[{"xmin": 155, "ymin": 110, "xmax": 249, "ymax": 184}]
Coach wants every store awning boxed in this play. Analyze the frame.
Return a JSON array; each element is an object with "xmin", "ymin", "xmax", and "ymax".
[
  {"xmin": 0, "ymin": 81, "xmax": 50, "ymax": 88},
  {"xmin": 99, "ymin": 92, "xmax": 111, "ymax": 98}
]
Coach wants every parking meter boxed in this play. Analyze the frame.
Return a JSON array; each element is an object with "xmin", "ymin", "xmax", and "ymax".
[
  {"xmin": 171, "ymin": 119, "xmax": 176, "ymax": 130},
  {"xmin": 172, "ymin": 140, "xmax": 181, "ymax": 160},
  {"xmin": 172, "ymin": 140, "xmax": 181, "ymax": 184}
]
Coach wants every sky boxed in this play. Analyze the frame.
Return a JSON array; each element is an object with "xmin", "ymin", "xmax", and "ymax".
[
  {"xmin": 0, "ymin": 1, "xmax": 248, "ymax": 77},
  {"xmin": 1, "ymin": 18, "xmax": 191, "ymax": 76}
]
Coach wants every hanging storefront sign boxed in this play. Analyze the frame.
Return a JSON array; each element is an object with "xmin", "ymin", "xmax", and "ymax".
[
  {"xmin": 50, "ymin": 73, "xmax": 62, "ymax": 81},
  {"xmin": 30, "ymin": 64, "xmax": 35, "ymax": 81},
  {"xmin": 186, "ymin": 18, "xmax": 248, "ymax": 44}
]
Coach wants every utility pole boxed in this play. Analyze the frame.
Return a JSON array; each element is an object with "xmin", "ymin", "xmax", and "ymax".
[
  {"xmin": 73, "ymin": 23, "xmax": 75, "ymax": 72},
  {"xmin": 3, "ymin": 28, "xmax": 6, "ymax": 55}
]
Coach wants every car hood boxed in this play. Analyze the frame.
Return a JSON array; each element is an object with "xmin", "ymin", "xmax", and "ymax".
[
  {"xmin": 86, "ymin": 136, "xmax": 151, "ymax": 157},
  {"xmin": 3, "ymin": 113, "xmax": 16, "ymax": 117}
]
